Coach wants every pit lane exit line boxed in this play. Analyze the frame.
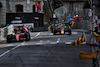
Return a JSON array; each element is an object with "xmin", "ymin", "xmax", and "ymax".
[
  {"xmin": 56, "ymin": 38, "xmax": 60, "ymax": 44},
  {"xmin": 34, "ymin": 32, "xmax": 40, "ymax": 37},
  {"xmin": 31, "ymin": 32, "xmax": 40, "ymax": 39},
  {"xmin": 0, "ymin": 32, "xmax": 41, "ymax": 57},
  {"xmin": 0, "ymin": 41, "xmax": 26, "ymax": 58},
  {"xmin": 51, "ymin": 38, "xmax": 61, "ymax": 44}
]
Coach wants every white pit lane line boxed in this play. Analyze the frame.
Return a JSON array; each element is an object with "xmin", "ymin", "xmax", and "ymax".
[
  {"xmin": 51, "ymin": 42, "xmax": 57, "ymax": 44},
  {"xmin": 65, "ymin": 42, "xmax": 72, "ymax": 45},
  {"xmin": 7, "ymin": 44, "xmax": 14, "ymax": 47},
  {"xmin": 72, "ymin": 32, "xmax": 78, "ymax": 34},
  {"xmin": 0, "ymin": 42, "xmax": 25, "ymax": 58},
  {"xmin": 40, "ymin": 40, "xmax": 43, "ymax": 42},
  {"xmin": 0, "ymin": 32, "xmax": 41, "ymax": 58},
  {"xmin": 36, "ymin": 43, "xmax": 43, "ymax": 45},
  {"xmin": 51, "ymin": 38, "xmax": 61, "ymax": 44},
  {"xmin": 34, "ymin": 32, "xmax": 41, "ymax": 38},
  {"xmin": 56, "ymin": 38, "xmax": 61, "ymax": 44},
  {"xmin": 31, "ymin": 32, "xmax": 40, "ymax": 39}
]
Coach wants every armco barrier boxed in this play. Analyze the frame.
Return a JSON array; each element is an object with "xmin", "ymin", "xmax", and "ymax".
[{"xmin": 0, "ymin": 25, "xmax": 14, "ymax": 42}]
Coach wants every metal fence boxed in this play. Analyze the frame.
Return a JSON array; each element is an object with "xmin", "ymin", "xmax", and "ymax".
[
  {"xmin": 54, "ymin": 6, "xmax": 90, "ymax": 22},
  {"xmin": 73, "ymin": 20, "xmax": 90, "ymax": 30}
]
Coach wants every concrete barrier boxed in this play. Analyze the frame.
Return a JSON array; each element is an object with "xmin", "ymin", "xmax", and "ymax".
[
  {"xmin": 7, "ymin": 25, "xmax": 14, "ymax": 35},
  {"xmin": 0, "ymin": 25, "xmax": 14, "ymax": 42}
]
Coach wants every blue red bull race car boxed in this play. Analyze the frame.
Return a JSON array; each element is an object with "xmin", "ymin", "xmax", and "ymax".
[
  {"xmin": 52, "ymin": 23, "xmax": 72, "ymax": 35},
  {"xmin": 7, "ymin": 26, "xmax": 30, "ymax": 43}
]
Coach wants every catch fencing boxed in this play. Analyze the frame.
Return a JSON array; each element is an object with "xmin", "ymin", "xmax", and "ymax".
[{"xmin": 73, "ymin": 20, "xmax": 91, "ymax": 30}]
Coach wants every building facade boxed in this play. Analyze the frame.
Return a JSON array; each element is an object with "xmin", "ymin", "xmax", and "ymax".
[
  {"xmin": 0, "ymin": 0, "xmax": 53, "ymax": 27},
  {"xmin": 50, "ymin": 0, "xmax": 85, "ymax": 23},
  {"xmin": 0, "ymin": 0, "xmax": 9, "ymax": 27},
  {"xmin": 0, "ymin": 0, "xmax": 91, "ymax": 27}
]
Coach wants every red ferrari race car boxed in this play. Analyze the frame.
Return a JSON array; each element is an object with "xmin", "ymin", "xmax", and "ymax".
[{"xmin": 7, "ymin": 26, "xmax": 30, "ymax": 43}]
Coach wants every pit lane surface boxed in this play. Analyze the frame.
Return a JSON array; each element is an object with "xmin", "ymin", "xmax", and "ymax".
[{"xmin": 0, "ymin": 31, "xmax": 92, "ymax": 67}]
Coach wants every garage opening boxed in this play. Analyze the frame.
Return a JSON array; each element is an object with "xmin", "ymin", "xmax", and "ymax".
[
  {"xmin": 33, "ymin": 5, "xmax": 35, "ymax": 12},
  {"xmin": 15, "ymin": 4, "xmax": 23, "ymax": 12}
]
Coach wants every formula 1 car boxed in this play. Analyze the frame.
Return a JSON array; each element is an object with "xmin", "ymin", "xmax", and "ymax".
[
  {"xmin": 53, "ymin": 23, "xmax": 72, "ymax": 35},
  {"xmin": 7, "ymin": 26, "xmax": 30, "ymax": 43}
]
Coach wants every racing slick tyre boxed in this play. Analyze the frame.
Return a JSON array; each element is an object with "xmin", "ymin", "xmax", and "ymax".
[
  {"xmin": 7, "ymin": 35, "xmax": 10, "ymax": 43},
  {"xmin": 64, "ymin": 31, "xmax": 65, "ymax": 35},
  {"xmin": 69, "ymin": 29, "xmax": 72, "ymax": 35},
  {"xmin": 53, "ymin": 30, "xmax": 56, "ymax": 35},
  {"xmin": 29, "ymin": 33, "xmax": 30, "ymax": 40},
  {"xmin": 51, "ymin": 28, "xmax": 53, "ymax": 33},
  {"xmin": 25, "ymin": 33, "xmax": 30, "ymax": 41}
]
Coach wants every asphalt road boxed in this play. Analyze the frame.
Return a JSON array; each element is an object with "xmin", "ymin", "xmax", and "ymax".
[{"xmin": 0, "ymin": 31, "xmax": 92, "ymax": 67}]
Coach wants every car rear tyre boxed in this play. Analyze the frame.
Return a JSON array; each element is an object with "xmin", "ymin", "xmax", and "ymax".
[
  {"xmin": 29, "ymin": 34, "xmax": 30, "ymax": 40},
  {"xmin": 69, "ymin": 30, "xmax": 72, "ymax": 35},
  {"xmin": 26, "ymin": 33, "xmax": 30, "ymax": 41},
  {"xmin": 51, "ymin": 28, "xmax": 53, "ymax": 33},
  {"xmin": 53, "ymin": 30, "xmax": 56, "ymax": 35},
  {"xmin": 7, "ymin": 35, "xmax": 10, "ymax": 43}
]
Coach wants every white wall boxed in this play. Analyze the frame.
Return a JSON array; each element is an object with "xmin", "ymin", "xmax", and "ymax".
[
  {"xmin": 0, "ymin": 25, "xmax": 14, "ymax": 42},
  {"xmin": 0, "ymin": 0, "xmax": 7, "ymax": 26}
]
